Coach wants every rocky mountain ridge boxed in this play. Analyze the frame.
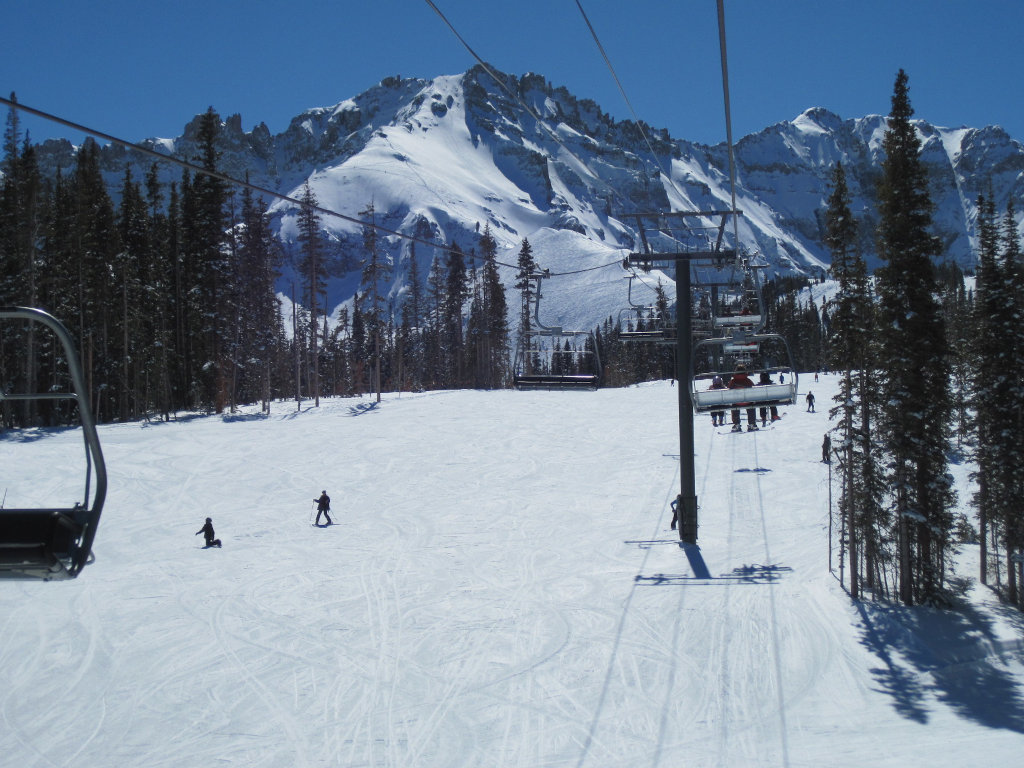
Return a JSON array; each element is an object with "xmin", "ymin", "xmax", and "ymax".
[{"xmin": 25, "ymin": 65, "xmax": 1024, "ymax": 326}]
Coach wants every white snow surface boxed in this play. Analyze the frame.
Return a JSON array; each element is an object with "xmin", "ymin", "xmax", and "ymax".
[{"xmin": 3, "ymin": 376, "xmax": 1024, "ymax": 767}]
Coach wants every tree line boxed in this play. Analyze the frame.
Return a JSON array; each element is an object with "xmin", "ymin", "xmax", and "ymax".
[
  {"xmin": 812, "ymin": 70, "xmax": 1024, "ymax": 608},
  {"xmin": 0, "ymin": 101, "xmax": 670, "ymax": 426}
]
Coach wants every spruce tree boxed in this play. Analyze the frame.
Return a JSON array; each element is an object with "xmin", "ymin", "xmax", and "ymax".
[
  {"xmin": 479, "ymin": 225, "xmax": 509, "ymax": 388},
  {"xmin": 116, "ymin": 166, "xmax": 148, "ymax": 420},
  {"xmin": 298, "ymin": 182, "xmax": 324, "ymax": 406},
  {"xmin": 72, "ymin": 139, "xmax": 122, "ymax": 422},
  {"xmin": 443, "ymin": 242, "xmax": 468, "ymax": 386},
  {"xmin": 239, "ymin": 181, "xmax": 281, "ymax": 413},
  {"xmin": 825, "ymin": 161, "xmax": 887, "ymax": 597},
  {"xmin": 183, "ymin": 108, "xmax": 229, "ymax": 410},
  {"xmin": 998, "ymin": 201, "xmax": 1024, "ymax": 602},
  {"xmin": 514, "ymin": 237, "xmax": 538, "ymax": 376},
  {"xmin": 400, "ymin": 248, "xmax": 425, "ymax": 391},
  {"xmin": 875, "ymin": 70, "xmax": 955, "ymax": 605},
  {"xmin": 360, "ymin": 202, "xmax": 391, "ymax": 401}
]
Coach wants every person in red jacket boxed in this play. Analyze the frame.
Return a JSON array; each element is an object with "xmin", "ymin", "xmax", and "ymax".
[{"xmin": 728, "ymin": 364, "xmax": 758, "ymax": 432}]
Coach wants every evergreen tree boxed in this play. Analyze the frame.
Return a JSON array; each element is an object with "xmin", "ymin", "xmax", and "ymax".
[
  {"xmin": 991, "ymin": 200, "xmax": 1024, "ymax": 602},
  {"xmin": 187, "ymin": 107, "xmax": 229, "ymax": 411},
  {"xmin": 143, "ymin": 163, "xmax": 175, "ymax": 420},
  {"xmin": 442, "ymin": 242, "xmax": 468, "ymax": 386},
  {"xmin": 425, "ymin": 254, "xmax": 445, "ymax": 388},
  {"xmin": 238, "ymin": 181, "xmax": 282, "ymax": 413},
  {"xmin": 298, "ymin": 182, "xmax": 325, "ymax": 406},
  {"xmin": 514, "ymin": 237, "xmax": 538, "ymax": 376},
  {"xmin": 115, "ymin": 166, "xmax": 148, "ymax": 420},
  {"xmin": 825, "ymin": 161, "xmax": 886, "ymax": 597},
  {"xmin": 972, "ymin": 192, "xmax": 1008, "ymax": 588},
  {"xmin": 875, "ymin": 70, "xmax": 955, "ymax": 605},
  {"xmin": 399, "ymin": 247, "xmax": 425, "ymax": 391},
  {"xmin": 72, "ymin": 139, "xmax": 122, "ymax": 423},
  {"xmin": 0, "ymin": 102, "xmax": 46, "ymax": 425},
  {"xmin": 360, "ymin": 202, "xmax": 391, "ymax": 401}
]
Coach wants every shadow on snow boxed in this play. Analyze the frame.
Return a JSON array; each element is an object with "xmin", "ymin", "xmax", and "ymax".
[{"xmin": 855, "ymin": 594, "xmax": 1024, "ymax": 731}]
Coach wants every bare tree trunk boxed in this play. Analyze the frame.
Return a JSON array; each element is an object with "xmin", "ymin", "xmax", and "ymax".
[{"xmin": 979, "ymin": 474, "xmax": 988, "ymax": 584}]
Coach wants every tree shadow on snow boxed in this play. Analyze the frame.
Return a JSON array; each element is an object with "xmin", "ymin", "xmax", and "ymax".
[
  {"xmin": 855, "ymin": 596, "xmax": 1024, "ymax": 731},
  {"xmin": 0, "ymin": 425, "xmax": 78, "ymax": 443}
]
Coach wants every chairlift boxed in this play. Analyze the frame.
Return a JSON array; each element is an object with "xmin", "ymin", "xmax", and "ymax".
[
  {"xmin": 0, "ymin": 307, "xmax": 107, "ymax": 580},
  {"xmin": 689, "ymin": 332, "xmax": 798, "ymax": 414},
  {"xmin": 513, "ymin": 272, "xmax": 602, "ymax": 390},
  {"xmin": 617, "ymin": 274, "xmax": 675, "ymax": 342},
  {"xmin": 693, "ymin": 254, "xmax": 766, "ymax": 335}
]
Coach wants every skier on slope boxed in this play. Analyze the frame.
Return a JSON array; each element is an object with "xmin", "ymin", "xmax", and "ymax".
[
  {"xmin": 315, "ymin": 490, "xmax": 333, "ymax": 526},
  {"xmin": 196, "ymin": 517, "xmax": 221, "ymax": 547}
]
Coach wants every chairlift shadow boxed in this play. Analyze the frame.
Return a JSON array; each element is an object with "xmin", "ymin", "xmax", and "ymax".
[
  {"xmin": 348, "ymin": 402, "xmax": 380, "ymax": 417},
  {"xmin": 635, "ymin": 544, "xmax": 791, "ymax": 585},
  {"xmin": 222, "ymin": 412, "xmax": 271, "ymax": 423}
]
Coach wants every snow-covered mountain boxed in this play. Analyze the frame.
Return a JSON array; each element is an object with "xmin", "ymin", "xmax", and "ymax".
[{"xmin": 31, "ymin": 66, "xmax": 1024, "ymax": 329}]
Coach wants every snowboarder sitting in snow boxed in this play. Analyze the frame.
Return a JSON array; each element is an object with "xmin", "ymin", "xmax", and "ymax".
[
  {"xmin": 728, "ymin": 364, "xmax": 758, "ymax": 432},
  {"xmin": 196, "ymin": 517, "xmax": 221, "ymax": 548},
  {"xmin": 315, "ymin": 490, "xmax": 333, "ymax": 526}
]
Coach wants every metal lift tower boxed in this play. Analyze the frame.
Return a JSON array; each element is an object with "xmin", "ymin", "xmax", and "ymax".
[{"xmin": 622, "ymin": 209, "xmax": 742, "ymax": 543}]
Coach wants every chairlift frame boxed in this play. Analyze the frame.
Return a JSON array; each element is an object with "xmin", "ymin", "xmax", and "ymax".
[
  {"xmin": 513, "ymin": 271, "xmax": 602, "ymax": 390},
  {"xmin": 0, "ymin": 307, "xmax": 107, "ymax": 580},
  {"xmin": 618, "ymin": 273, "xmax": 675, "ymax": 342},
  {"xmin": 690, "ymin": 331, "xmax": 799, "ymax": 413}
]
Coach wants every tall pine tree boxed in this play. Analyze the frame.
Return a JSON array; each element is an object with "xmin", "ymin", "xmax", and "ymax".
[{"xmin": 875, "ymin": 70, "xmax": 955, "ymax": 605}]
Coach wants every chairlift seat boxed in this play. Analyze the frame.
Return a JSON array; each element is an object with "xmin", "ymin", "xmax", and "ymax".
[
  {"xmin": 692, "ymin": 381, "xmax": 796, "ymax": 413},
  {"xmin": 619, "ymin": 329, "xmax": 670, "ymax": 341},
  {"xmin": 714, "ymin": 314, "xmax": 761, "ymax": 328},
  {"xmin": 513, "ymin": 374, "xmax": 600, "ymax": 391},
  {"xmin": 0, "ymin": 307, "xmax": 106, "ymax": 580},
  {"xmin": 0, "ymin": 510, "xmax": 85, "ymax": 580}
]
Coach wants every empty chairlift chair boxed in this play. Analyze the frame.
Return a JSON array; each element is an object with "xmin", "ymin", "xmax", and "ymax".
[
  {"xmin": 0, "ymin": 307, "xmax": 107, "ymax": 580},
  {"xmin": 512, "ymin": 271, "xmax": 602, "ymax": 390}
]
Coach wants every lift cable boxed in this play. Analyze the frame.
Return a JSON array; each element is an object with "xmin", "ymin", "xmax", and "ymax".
[
  {"xmin": 0, "ymin": 95, "xmax": 622, "ymax": 278},
  {"xmin": 716, "ymin": 0, "xmax": 741, "ymax": 249},
  {"xmin": 423, "ymin": 0, "xmax": 628, "ymax": 209},
  {"xmin": 573, "ymin": 0, "xmax": 689, "ymax": 205}
]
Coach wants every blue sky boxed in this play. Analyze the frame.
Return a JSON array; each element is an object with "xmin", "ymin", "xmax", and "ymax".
[{"xmin": 5, "ymin": 1, "xmax": 1024, "ymax": 149}]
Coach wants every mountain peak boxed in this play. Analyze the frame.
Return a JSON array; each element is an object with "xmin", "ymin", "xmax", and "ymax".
[{"xmin": 20, "ymin": 66, "xmax": 1024, "ymax": 328}]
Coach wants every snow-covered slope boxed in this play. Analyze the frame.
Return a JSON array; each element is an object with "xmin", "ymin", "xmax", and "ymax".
[{"xmin": 3, "ymin": 378, "xmax": 1023, "ymax": 766}]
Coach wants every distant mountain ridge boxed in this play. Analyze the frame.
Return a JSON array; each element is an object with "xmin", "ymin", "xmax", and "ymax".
[{"xmin": 27, "ymin": 65, "xmax": 1024, "ymax": 326}]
